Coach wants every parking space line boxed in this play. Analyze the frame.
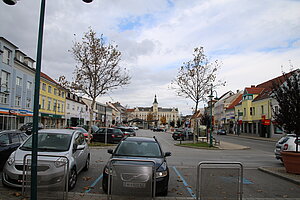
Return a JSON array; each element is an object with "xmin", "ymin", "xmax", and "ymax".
[
  {"xmin": 85, "ymin": 174, "xmax": 103, "ymax": 193},
  {"xmin": 172, "ymin": 166, "xmax": 196, "ymax": 198}
]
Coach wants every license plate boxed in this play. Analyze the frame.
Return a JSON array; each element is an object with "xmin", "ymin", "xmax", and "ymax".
[{"xmin": 123, "ymin": 182, "xmax": 146, "ymax": 188}]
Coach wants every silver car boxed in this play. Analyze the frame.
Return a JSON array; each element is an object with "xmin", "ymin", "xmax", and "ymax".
[
  {"xmin": 274, "ymin": 134, "xmax": 300, "ymax": 161},
  {"xmin": 2, "ymin": 129, "xmax": 90, "ymax": 190}
]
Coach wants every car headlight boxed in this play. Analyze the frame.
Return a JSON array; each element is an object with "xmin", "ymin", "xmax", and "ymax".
[
  {"xmin": 156, "ymin": 170, "xmax": 168, "ymax": 178},
  {"xmin": 54, "ymin": 157, "xmax": 68, "ymax": 168},
  {"xmin": 7, "ymin": 157, "xmax": 15, "ymax": 165}
]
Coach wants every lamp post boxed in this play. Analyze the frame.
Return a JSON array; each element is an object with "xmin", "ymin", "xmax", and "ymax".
[
  {"xmin": 207, "ymin": 84, "xmax": 218, "ymax": 147},
  {"xmin": 3, "ymin": 1, "xmax": 93, "ymax": 199}
]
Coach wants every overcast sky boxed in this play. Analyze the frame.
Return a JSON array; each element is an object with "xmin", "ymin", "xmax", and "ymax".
[{"xmin": 1, "ymin": 0, "xmax": 300, "ymax": 115}]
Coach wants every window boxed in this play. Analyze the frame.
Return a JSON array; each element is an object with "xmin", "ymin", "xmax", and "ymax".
[
  {"xmin": 61, "ymin": 103, "xmax": 64, "ymax": 112},
  {"xmin": 3, "ymin": 47, "xmax": 11, "ymax": 65},
  {"xmin": 26, "ymin": 98, "xmax": 31, "ymax": 108},
  {"xmin": 67, "ymin": 103, "xmax": 70, "ymax": 109},
  {"xmin": 48, "ymin": 86, "xmax": 52, "ymax": 93},
  {"xmin": 250, "ymin": 107, "xmax": 255, "ymax": 116},
  {"xmin": 41, "ymin": 96, "xmax": 45, "ymax": 109},
  {"xmin": 15, "ymin": 96, "xmax": 21, "ymax": 106},
  {"xmin": 42, "ymin": 83, "xmax": 46, "ymax": 91},
  {"xmin": 58, "ymin": 103, "xmax": 61, "ymax": 112},
  {"xmin": 274, "ymin": 106, "xmax": 279, "ymax": 114},
  {"xmin": 0, "ymin": 133, "xmax": 9, "ymax": 145},
  {"xmin": 261, "ymin": 105, "xmax": 264, "ymax": 114},
  {"xmin": 27, "ymin": 81, "xmax": 32, "ymax": 90},
  {"xmin": 48, "ymin": 98, "xmax": 52, "ymax": 110},
  {"xmin": 244, "ymin": 108, "xmax": 246, "ymax": 116},
  {"xmin": 61, "ymin": 91, "xmax": 65, "ymax": 98},
  {"xmin": 72, "ymin": 105, "xmax": 75, "ymax": 110},
  {"xmin": 11, "ymin": 133, "xmax": 20, "ymax": 144},
  {"xmin": 53, "ymin": 99, "xmax": 57, "ymax": 111},
  {"xmin": 16, "ymin": 77, "xmax": 22, "ymax": 86},
  {"xmin": 0, "ymin": 93, "xmax": 9, "ymax": 104},
  {"xmin": 54, "ymin": 88, "xmax": 58, "ymax": 95},
  {"xmin": 1, "ymin": 70, "xmax": 10, "ymax": 87}
]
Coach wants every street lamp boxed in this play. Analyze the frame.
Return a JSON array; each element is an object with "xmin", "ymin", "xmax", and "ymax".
[
  {"xmin": 3, "ymin": 1, "xmax": 93, "ymax": 199},
  {"xmin": 208, "ymin": 84, "xmax": 218, "ymax": 147}
]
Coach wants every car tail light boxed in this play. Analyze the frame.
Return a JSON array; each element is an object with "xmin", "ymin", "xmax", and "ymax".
[
  {"xmin": 283, "ymin": 143, "xmax": 288, "ymax": 150},
  {"xmin": 112, "ymin": 134, "xmax": 115, "ymax": 138}
]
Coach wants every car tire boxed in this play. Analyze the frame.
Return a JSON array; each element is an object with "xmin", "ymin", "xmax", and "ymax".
[
  {"xmin": 68, "ymin": 167, "xmax": 77, "ymax": 190},
  {"xmin": 83, "ymin": 155, "xmax": 90, "ymax": 171},
  {"xmin": 158, "ymin": 187, "xmax": 168, "ymax": 196}
]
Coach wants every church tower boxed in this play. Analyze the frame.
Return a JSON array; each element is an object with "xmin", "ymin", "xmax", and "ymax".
[{"xmin": 153, "ymin": 95, "xmax": 158, "ymax": 113}]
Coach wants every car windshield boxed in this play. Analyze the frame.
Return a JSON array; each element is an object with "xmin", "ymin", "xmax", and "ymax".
[
  {"xmin": 20, "ymin": 133, "xmax": 72, "ymax": 152},
  {"xmin": 115, "ymin": 141, "xmax": 162, "ymax": 158}
]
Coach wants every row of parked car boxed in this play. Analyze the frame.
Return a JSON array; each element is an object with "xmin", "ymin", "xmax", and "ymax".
[{"xmin": 1, "ymin": 126, "xmax": 172, "ymax": 196}]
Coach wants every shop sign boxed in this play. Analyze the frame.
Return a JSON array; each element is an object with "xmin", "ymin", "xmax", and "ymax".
[{"xmin": 263, "ymin": 119, "xmax": 271, "ymax": 125}]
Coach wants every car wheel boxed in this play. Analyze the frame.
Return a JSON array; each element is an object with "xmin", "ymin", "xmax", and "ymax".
[
  {"xmin": 158, "ymin": 187, "xmax": 168, "ymax": 196},
  {"xmin": 83, "ymin": 155, "xmax": 90, "ymax": 171},
  {"xmin": 68, "ymin": 167, "xmax": 77, "ymax": 190}
]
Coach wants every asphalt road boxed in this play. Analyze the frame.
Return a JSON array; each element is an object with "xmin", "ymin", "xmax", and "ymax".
[{"xmin": 1, "ymin": 129, "xmax": 299, "ymax": 199}]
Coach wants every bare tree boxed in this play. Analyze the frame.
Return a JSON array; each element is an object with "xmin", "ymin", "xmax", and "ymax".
[
  {"xmin": 59, "ymin": 27, "xmax": 130, "ymax": 142},
  {"xmin": 171, "ymin": 47, "xmax": 224, "ymax": 142}
]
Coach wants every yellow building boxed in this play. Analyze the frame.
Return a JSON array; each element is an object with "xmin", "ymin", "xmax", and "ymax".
[
  {"xmin": 39, "ymin": 72, "xmax": 66, "ymax": 128},
  {"xmin": 235, "ymin": 86, "xmax": 264, "ymax": 135}
]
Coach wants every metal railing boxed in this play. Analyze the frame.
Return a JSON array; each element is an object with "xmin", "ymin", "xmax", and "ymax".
[
  {"xmin": 196, "ymin": 161, "xmax": 243, "ymax": 200},
  {"xmin": 107, "ymin": 158, "xmax": 156, "ymax": 200},
  {"xmin": 22, "ymin": 154, "xmax": 69, "ymax": 200}
]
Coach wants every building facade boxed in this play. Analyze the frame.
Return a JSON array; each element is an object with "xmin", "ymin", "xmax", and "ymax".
[
  {"xmin": 127, "ymin": 95, "xmax": 179, "ymax": 127},
  {"xmin": 39, "ymin": 72, "xmax": 67, "ymax": 128},
  {"xmin": 65, "ymin": 92, "xmax": 89, "ymax": 127},
  {"xmin": 0, "ymin": 37, "xmax": 35, "ymax": 130}
]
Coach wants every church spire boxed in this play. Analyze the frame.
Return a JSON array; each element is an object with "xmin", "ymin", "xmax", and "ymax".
[{"xmin": 153, "ymin": 95, "xmax": 158, "ymax": 104}]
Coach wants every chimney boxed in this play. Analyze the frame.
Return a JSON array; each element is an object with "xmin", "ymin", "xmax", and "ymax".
[{"xmin": 237, "ymin": 89, "xmax": 239, "ymax": 93}]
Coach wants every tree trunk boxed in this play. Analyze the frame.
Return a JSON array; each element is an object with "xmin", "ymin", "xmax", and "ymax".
[{"xmin": 88, "ymin": 100, "xmax": 95, "ymax": 144}]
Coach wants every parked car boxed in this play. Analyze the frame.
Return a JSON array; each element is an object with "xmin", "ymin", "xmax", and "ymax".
[
  {"xmin": 76, "ymin": 125, "xmax": 99, "ymax": 134},
  {"xmin": 66, "ymin": 127, "xmax": 93, "ymax": 141},
  {"xmin": 217, "ymin": 129, "xmax": 227, "ymax": 135},
  {"xmin": 2, "ymin": 129, "xmax": 90, "ymax": 190},
  {"xmin": 172, "ymin": 129, "xmax": 193, "ymax": 140},
  {"xmin": 102, "ymin": 136, "xmax": 171, "ymax": 196},
  {"xmin": 19, "ymin": 122, "xmax": 44, "ymax": 135},
  {"xmin": 0, "ymin": 130, "xmax": 28, "ymax": 170},
  {"xmin": 116, "ymin": 127, "xmax": 136, "ymax": 137},
  {"xmin": 92, "ymin": 128, "xmax": 125, "ymax": 143},
  {"xmin": 274, "ymin": 134, "xmax": 300, "ymax": 161},
  {"xmin": 130, "ymin": 126, "xmax": 139, "ymax": 130},
  {"xmin": 153, "ymin": 127, "xmax": 165, "ymax": 132}
]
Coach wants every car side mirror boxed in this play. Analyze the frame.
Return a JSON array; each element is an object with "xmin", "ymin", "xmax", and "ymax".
[
  {"xmin": 164, "ymin": 152, "xmax": 171, "ymax": 157},
  {"xmin": 76, "ymin": 145, "xmax": 85, "ymax": 151},
  {"xmin": 107, "ymin": 149, "xmax": 113, "ymax": 154}
]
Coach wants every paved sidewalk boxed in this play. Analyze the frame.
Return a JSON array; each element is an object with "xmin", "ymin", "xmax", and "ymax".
[{"xmin": 226, "ymin": 133, "xmax": 279, "ymax": 142}]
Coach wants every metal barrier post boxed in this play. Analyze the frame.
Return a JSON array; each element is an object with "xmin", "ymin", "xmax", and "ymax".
[
  {"xmin": 107, "ymin": 158, "xmax": 156, "ymax": 200},
  {"xmin": 196, "ymin": 161, "xmax": 243, "ymax": 200},
  {"xmin": 22, "ymin": 154, "xmax": 69, "ymax": 200}
]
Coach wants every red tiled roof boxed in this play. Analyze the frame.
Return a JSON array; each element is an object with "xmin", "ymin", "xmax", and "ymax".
[
  {"xmin": 40, "ymin": 72, "xmax": 59, "ymax": 85},
  {"xmin": 227, "ymin": 94, "xmax": 243, "ymax": 110},
  {"xmin": 126, "ymin": 109, "xmax": 135, "ymax": 112},
  {"xmin": 256, "ymin": 70, "xmax": 296, "ymax": 90},
  {"xmin": 244, "ymin": 87, "xmax": 265, "ymax": 95}
]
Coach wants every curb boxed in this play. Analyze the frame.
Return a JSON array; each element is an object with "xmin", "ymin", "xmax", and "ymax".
[
  {"xmin": 226, "ymin": 134, "xmax": 278, "ymax": 142},
  {"xmin": 258, "ymin": 167, "xmax": 300, "ymax": 185}
]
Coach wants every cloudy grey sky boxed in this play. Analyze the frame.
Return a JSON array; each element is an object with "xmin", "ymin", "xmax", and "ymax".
[{"xmin": 1, "ymin": 0, "xmax": 300, "ymax": 115}]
